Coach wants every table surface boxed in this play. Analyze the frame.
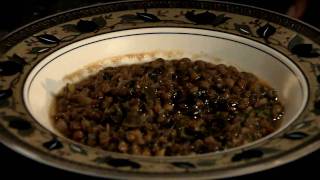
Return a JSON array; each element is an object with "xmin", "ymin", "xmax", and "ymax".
[{"xmin": 0, "ymin": 0, "xmax": 319, "ymax": 179}]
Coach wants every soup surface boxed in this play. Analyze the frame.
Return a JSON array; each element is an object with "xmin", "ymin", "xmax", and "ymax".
[{"xmin": 53, "ymin": 58, "xmax": 284, "ymax": 156}]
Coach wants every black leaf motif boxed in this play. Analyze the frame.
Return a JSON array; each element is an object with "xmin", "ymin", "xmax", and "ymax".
[
  {"xmin": 231, "ymin": 149, "xmax": 263, "ymax": 162},
  {"xmin": 314, "ymin": 100, "xmax": 320, "ymax": 115},
  {"xmin": 92, "ymin": 16, "xmax": 107, "ymax": 28},
  {"xmin": 36, "ymin": 34, "xmax": 60, "ymax": 44},
  {"xmin": 284, "ymin": 131, "xmax": 308, "ymax": 140},
  {"xmin": 234, "ymin": 23, "xmax": 253, "ymax": 35},
  {"xmin": 317, "ymin": 75, "xmax": 320, "ymax": 83},
  {"xmin": 172, "ymin": 162, "xmax": 196, "ymax": 169},
  {"xmin": 0, "ymin": 89, "xmax": 12, "ymax": 100},
  {"xmin": 61, "ymin": 24, "xmax": 78, "ymax": 32},
  {"xmin": 291, "ymin": 44, "xmax": 319, "ymax": 57},
  {"xmin": 94, "ymin": 156, "xmax": 141, "ymax": 169},
  {"xmin": 256, "ymin": 23, "xmax": 276, "ymax": 39},
  {"xmin": 8, "ymin": 118, "xmax": 32, "ymax": 131},
  {"xmin": 2, "ymin": 116, "xmax": 34, "ymax": 136},
  {"xmin": 29, "ymin": 47, "xmax": 51, "ymax": 54},
  {"xmin": 69, "ymin": 144, "xmax": 87, "ymax": 155},
  {"xmin": 4, "ymin": 116, "xmax": 34, "ymax": 136},
  {"xmin": 76, "ymin": 20, "xmax": 99, "ymax": 33},
  {"xmin": 8, "ymin": 54, "xmax": 27, "ymax": 65},
  {"xmin": 136, "ymin": 12, "xmax": 160, "ymax": 22},
  {"xmin": 43, "ymin": 138, "xmax": 63, "ymax": 150},
  {"xmin": 185, "ymin": 10, "xmax": 216, "ymax": 24},
  {"xmin": 315, "ymin": 100, "xmax": 320, "ymax": 109},
  {"xmin": 212, "ymin": 14, "xmax": 231, "ymax": 26},
  {"xmin": 288, "ymin": 35, "xmax": 304, "ymax": 51},
  {"xmin": 0, "ymin": 61, "xmax": 23, "ymax": 76}
]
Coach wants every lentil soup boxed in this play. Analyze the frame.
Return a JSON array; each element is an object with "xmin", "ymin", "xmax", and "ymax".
[{"xmin": 53, "ymin": 58, "xmax": 284, "ymax": 156}]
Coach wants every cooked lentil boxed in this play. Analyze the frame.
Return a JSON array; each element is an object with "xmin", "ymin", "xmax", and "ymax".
[{"xmin": 53, "ymin": 58, "xmax": 284, "ymax": 156}]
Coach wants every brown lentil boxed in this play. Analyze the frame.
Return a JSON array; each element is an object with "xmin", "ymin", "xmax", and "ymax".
[{"xmin": 53, "ymin": 58, "xmax": 284, "ymax": 156}]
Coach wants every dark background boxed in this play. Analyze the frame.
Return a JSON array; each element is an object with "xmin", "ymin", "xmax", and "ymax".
[{"xmin": 0, "ymin": 0, "xmax": 319, "ymax": 179}]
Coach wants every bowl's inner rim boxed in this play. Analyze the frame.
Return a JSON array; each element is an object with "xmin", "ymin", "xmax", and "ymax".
[{"xmin": 22, "ymin": 27, "xmax": 309, "ymax": 158}]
